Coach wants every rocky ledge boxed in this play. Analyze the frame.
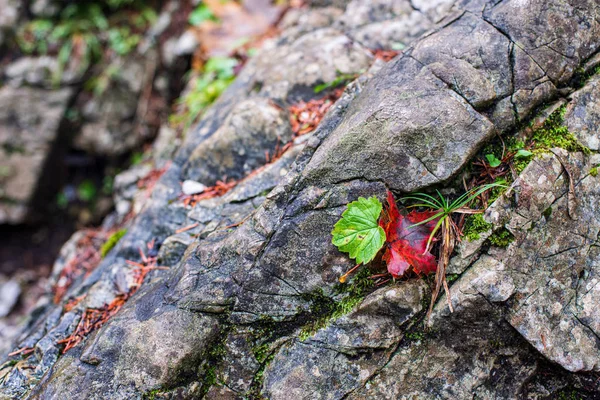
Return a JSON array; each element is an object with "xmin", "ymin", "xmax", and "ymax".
[{"xmin": 2, "ymin": 0, "xmax": 600, "ymax": 399}]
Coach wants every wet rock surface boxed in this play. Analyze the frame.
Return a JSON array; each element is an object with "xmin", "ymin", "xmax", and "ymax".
[{"xmin": 3, "ymin": 0, "xmax": 600, "ymax": 399}]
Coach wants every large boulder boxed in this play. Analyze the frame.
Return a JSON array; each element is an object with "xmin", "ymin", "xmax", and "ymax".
[{"xmin": 3, "ymin": 0, "xmax": 600, "ymax": 399}]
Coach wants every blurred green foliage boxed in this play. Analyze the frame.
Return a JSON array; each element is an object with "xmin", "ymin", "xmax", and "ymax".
[
  {"xmin": 16, "ymin": 1, "xmax": 157, "ymax": 86},
  {"xmin": 189, "ymin": 4, "xmax": 219, "ymax": 26},
  {"xmin": 171, "ymin": 56, "xmax": 239, "ymax": 129}
]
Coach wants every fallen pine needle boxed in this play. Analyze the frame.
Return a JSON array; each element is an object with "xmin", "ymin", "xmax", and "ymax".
[
  {"xmin": 8, "ymin": 348, "xmax": 34, "ymax": 357},
  {"xmin": 175, "ymin": 223, "xmax": 200, "ymax": 234}
]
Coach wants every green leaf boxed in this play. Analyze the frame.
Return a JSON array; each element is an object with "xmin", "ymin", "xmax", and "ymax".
[
  {"xmin": 515, "ymin": 149, "xmax": 533, "ymax": 158},
  {"xmin": 314, "ymin": 73, "xmax": 357, "ymax": 94},
  {"xmin": 77, "ymin": 180, "xmax": 97, "ymax": 202},
  {"xmin": 331, "ymin": 196, "xmax": 386, "ymax": 265},
  {"xmin": 189, "ymin": 5, "xmax": 218, "ymax": 26},
  {"xmin": 485, "ymin": 154, "xmax": 502, "ymax": 168}
]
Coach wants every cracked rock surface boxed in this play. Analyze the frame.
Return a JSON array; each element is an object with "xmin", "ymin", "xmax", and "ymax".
[{"xmin": 3, "ymin": 0, "xmax": 600, "ymax": 398}]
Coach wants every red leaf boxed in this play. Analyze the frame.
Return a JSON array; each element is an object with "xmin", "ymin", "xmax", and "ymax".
[{"xmin": 379, "ymin": 191, "xmax": 438, "ymax": 278}]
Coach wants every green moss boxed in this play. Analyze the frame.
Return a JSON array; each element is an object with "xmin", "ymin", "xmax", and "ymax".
[
  {"xmin": 198, "ymin": 325, "xmax": 231, "ymax": 398},
  {"xmin": 100, "ymin": 228, "xmax": 127, "ymax": 258},
  {"xmin": 143, "ymin": 389, "xmax": 162, "ymax": 400},
  {"xmin": 247, "ymin": 349, "xmax": 276, "ymax": 398},
  {"xmin": 557, "ymin": 389, "xmax": 584, "ymax": 400},
  {"xmin": 530, "ymin": 105, "xmax": 590, "ymax": 154},
  {"xmin": 487, "ymin": 228, "xmax": 514, "ymax": 248},
  {"xmin": 16, "ymin": 2, "xmax": 156, "ymax": 86},
  {"xmin": 590, "ymin": 166, "xmax": 598, "ymax": 177},
  {"xmin": 446, "ymin": 274, "xmax": 460, "ymax": 284},
  {"xmin": 170, "ymin": 57, "xmax": 238, "ymax": 129},
  {"xmin": 542, "ymin": 207, "xmax": 552, "ymax": 219},
  {"xmin": 463, "ymin": 214, "xmax": 492, "ymax": 241},
  {"xmin": 298, "ymin": 268, "xmax": 374, "ymax": 341},
  {"xmin": 404, "ymin": 331, "xmax": 425, "ymax": 341},
  {"xmin": 572, "ymin": 64, "xmax": 600, "ymax": 88},
  {"xmin": 314, "ymin": 72, "xmax": 357, "ymax": 94}
]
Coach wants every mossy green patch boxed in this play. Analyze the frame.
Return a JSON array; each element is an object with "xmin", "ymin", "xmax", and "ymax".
[
  {"xmin": 197, "ymin": 324, "xmax": 232, "ymax": 398},
  {"xmin": 446, "ymin": 274, "xmax": 460, "ymax": 284},
  {"xmin": 590, "ymin": 166, "xmax": 598, "ymax": 177},
  {"xmin": 314, "ymin": 72, "xmax": 357, "ymax": 94},
  {"xmin": 487, "ymin": 228, "xmax": 514, "ymax": 248},
  {"xmin": 463, "ymin": 214, "xmax": 492, "ymax": 242},
  {"xmin": 298, "ymin": 267, "xmax": 374, "ymax": 341},
  {"xmin": 530, "ymin": 105, "xmax": 590, "ymax": 154},
  {"xmin": 556, "ymin": 388, "xmax": 584, "ymax": 400},
  {"xmin": 170, "ymin": 57, "xmax": 238, "ymax": 130},
  {"xmin": 100, "ymin": 228, "xmax": 127, "ymax": 258}
]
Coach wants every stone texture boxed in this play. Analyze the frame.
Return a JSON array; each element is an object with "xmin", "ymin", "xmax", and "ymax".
[
  {"xmin": 4, "ymin": 0, "xmax": 600, "ymax": 399},
  {"xmin": 0, "ymin": 0, "xmax": 20, "ymax": 46},
  {"xmin": 301, "ymin": 55, "xmax": 496, "ymax": 192},
  {"xmin": 73, "ymin": 53, "xmax": 155, "ymax": 157},
  {"xmin": 183, "ymin": 97, "xmax": 293, "ymax": 184},
  {"xmin": 3, "ymin": 56, "xmax": 84, "ymax": 87},
  {"xmin": 565, "ymin": 75, "xmax": 600, "ymax": 151},
  {"xmin": 0, "ymin": 86, "xmax": 73, "ymax": 224},
  {"xmin": 0, "ymin": 278, "xmax": 20, "ymax": 318},
  {"xmin": 263, "ymin": 282, "xmax": 425, "ymax": 399},
  {"xmin": 245, "ymin": 27, "xmax": 373, "ymax": 101}
]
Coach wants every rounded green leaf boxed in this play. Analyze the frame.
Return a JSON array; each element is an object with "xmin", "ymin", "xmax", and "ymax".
[
  {"xmin": 485, "ymin": 154, "xmax": 502, "ymax": 168},
  {"xmin": 331, "ymin": 196, "xmax": 386, "ymax": 265},
  {"xmin": 515, "ymin": 149, "xmax": 533, "ymax": 158}
]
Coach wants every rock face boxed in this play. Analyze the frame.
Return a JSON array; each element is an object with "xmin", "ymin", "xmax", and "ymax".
[
  {"xmin": 3, "ymin": 0, "xmax": 600, "ymax": 399},
  {"xmin": 183, "ymin": 98, "xmax": 294, "ymax": 185},
  {"xmin": 0, "ymin": 86, "xmax": 72, "ymax": 224}
]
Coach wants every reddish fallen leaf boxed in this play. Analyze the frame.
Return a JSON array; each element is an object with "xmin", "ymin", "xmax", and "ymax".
[
  {"xmin": 288, "ymin": 87, "xmax": 344, "ymax": 136},
  {"xmin": 53, "ymin": 229, "xmax": 108, "ymax": 304},
  {"xmin": 57, "ymin": 243, "xmax": 166, "ymax": 354},
  {"xmin": 379, "ymin": 191, "xmax": 438, "ymax": 278},
  {"xmin": 181, "ymin": 179, "xmax": 238, "ymax": 207},
  {"xmin": 371, "ymin": 49, "xmax": 400, "ymax": 62},
  {"xmin": 175, "ymin": 223, "xmax": 199, "ymax": 234},
  {"xmin": 137, "ymin": 162, "xmax": 170, "ymax": 194},
  {"xmin": 64, "ymin": 294, "xmax": 87, "ymax": 312}
]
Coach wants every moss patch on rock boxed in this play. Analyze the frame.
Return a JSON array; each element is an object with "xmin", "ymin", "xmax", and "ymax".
[
  {"xmin": 298, "ymin": 267, "xmax": 374, "ymax": 341},
  {"xmin": 530, "ymin": 105, "xmax": 590, "ymax": 154},
  {"xmin": 463, "ymin": 214, "xmax": 492, "ymax": 242},
  {"xmin": 487, "ymin": 228, "xmax": 514, "ymax": 248},
  {"xmin": 100, "ymin": 228, "xmax": 127, "ymax": 258}
]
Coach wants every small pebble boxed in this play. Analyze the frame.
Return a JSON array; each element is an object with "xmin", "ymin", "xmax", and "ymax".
[{"xmin": 182, "ymin": 180, "xmax": 207, "ymax": 195}]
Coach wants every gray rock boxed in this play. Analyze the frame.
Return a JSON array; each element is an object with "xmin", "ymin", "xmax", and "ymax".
[
  {"xmin": 0, "ymin": 86, "xmax": 73, "ymax": 224},
  {"xmin": 74, "ymin": 53, "xmax": 155, "ymax": 156},
  {"xmin": 263, "ymin": 281, "xmax": 425, "ymax": 399},
  {"xmin": 5, "ymin": 0, "xmax": 600, "ymax": 398},
  {"xmin": 0, "ymin": 278, "xmax": 20, "ymax": 318},
  {"xmin": 301, "ymin": 55, "xmax": 495, "ymax": 192},
  {"xmin": 183, "ymin": 97, "xmax": 293, "ymax": 184},
  {"xmin": 565, "ymin": 75, "xmax": 600, "ymax": 150},
  {"xmin": 29, "ymin": 0, "xmax": 60, "ymax": 17},
  {"xmin": 245, "ymin": 27, "xmax": 373, "ymax": 101},
  {"xmin": 4, "ymin": 57, "xmax": 64, "ymax": 87},
  {"xmin": 0, "ymin": 0, "xmax": 20, "ymax": 46}
]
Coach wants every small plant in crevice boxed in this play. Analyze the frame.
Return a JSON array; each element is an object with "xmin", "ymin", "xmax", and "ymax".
[
  {"xmin": 331, "ymin": 182, "xmax": 505, "ymax": 323},
  {"xmin": 402, "ymin": 182, "xmax": 505, "ymax": 321}
]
